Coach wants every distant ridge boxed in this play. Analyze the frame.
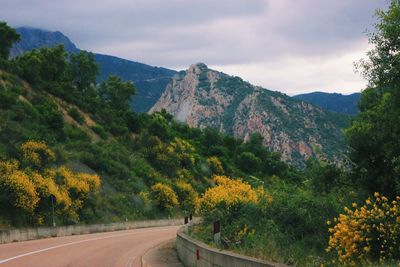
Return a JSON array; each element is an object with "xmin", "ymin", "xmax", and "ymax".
[
  {"xmin": 11, "ymin": 27, "xmax": 177, "ymax": 112},
  {"xmin": 293, "ymin": 91, "xmax": 361, "ymax": 115}
]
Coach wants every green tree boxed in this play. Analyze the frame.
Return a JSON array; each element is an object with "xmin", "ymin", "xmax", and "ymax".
[
  {"xmin": 69, "ymin": 51, "xmax": 99, "ymax": 94},
  {"xmin": 346, "ymin": 0, "xmax": 400, "ymax": 195},
  {"xmin": 12, "ymin": 45, "xmax": 69, "ymax": 93},
  {"xmin": 0, "ymin": 22, "xmax": 20, "ymax": 59},
  {"xmin": 237, "ymin": 152, "xmax": 261, "ymax": 173},
  {"xmin": 39, "ymin": 45, "xmax": 68, "ymax": 84},
  {"xmin": 12, "ymin": 49, "xmax": 43, "ymax": 85},
  {"xmin": 99, "ymin": 75, "xmax": 135, "ymax": 111}
]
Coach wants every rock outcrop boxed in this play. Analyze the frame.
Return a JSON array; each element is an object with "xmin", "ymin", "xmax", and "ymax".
[{"xmin": 150, "ymin": 63, "xmax": 349, "ymax": 166}]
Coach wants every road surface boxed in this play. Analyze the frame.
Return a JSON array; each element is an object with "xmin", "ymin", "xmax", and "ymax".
[{"xmin": 0, "ymin": 225, "xmax": 180, "ymax": 267}]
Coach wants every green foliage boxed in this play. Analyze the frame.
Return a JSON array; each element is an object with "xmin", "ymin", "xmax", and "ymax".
[
  {"xmin": 12, "ymin": 45, "xmax": 70, "ymax": 95},
  {"xmin": 173, "ymin": 180, "xmax": 198, "ymax": 214},
  {"xmin": 151, "ymin": 182, "xmax": 179, "ymax": 211},
  {"xmin": 69, "ymin": 51, "xmax": 98, "ymax": 93},
  {"xmin": 346, "ymin": 0, "xmax": 400, "ymax": 196},
  {"xmin": 0, "ymin": 21, "xmax": 20, "ymax": 59},
  {"xmin": 68, "ymin": 107, "xmax": 84, "ymax": 124},
  {"xmin": 99, "ymin": 75, "xmax": 135, "ymax": 111},
  {"xmin": 90, "ymin": 125, "xmax": 107, "ymax": 139}
]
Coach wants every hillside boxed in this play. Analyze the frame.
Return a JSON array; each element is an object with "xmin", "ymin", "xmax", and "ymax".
[
  {"xmin": 293, "ymin": 92, "xmax": 361, "ymax": 115},
  {"xmin": 0, "ymin": 52, "xmax": 299, "ymax": 227},
  {"xmin": 10, "ymin": 27, "xmax": 177, "ymax": 112},
  {"xmin": 151, "ymin": 63, "xmax": 350, "ymax": 165}
]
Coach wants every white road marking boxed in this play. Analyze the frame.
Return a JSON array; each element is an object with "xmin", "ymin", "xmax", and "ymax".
[
  {"xmin": 125, "ymin": 256, "xmax": 136, "ymax": 267},
  {"xmin": 0, "ymin": 227, "xmax": 175, "ymax": 264}
]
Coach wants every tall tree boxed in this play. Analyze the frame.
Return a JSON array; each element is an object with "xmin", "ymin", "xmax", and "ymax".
[
  {"xmin": 0, "ymin": 22, "xmax": 20, "ymax": 59},
  {"xmin": 99, "ymin": 75, "xmax": 135, "ymax": 111},
  {"xmin": 69, "ymin": 51, "xmax": 99, "ymax": 93},
  {"xmin": 345, "ymin": 0, "xmax": 400, "ymax": 195}
]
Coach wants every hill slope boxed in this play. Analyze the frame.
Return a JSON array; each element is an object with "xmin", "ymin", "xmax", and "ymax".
[
  {"xmin": 293, "ymin": 92, "xmax": 361, "ymax": 115},
  {"xmin": 10, "ymin": 27, "xmax": 177, "ymax": 112},
  {"xmin": 0, "ymin": 64, "xmax": 300, "ymax": 227},
  {"xmin": 151, "ymin": 63, "xmax": 349, "ymax": 165}
]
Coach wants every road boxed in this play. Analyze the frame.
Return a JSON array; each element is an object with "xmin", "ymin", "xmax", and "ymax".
[{"xmin": 0, "ymin": 225, "xmax": 180, "ymax": 267}]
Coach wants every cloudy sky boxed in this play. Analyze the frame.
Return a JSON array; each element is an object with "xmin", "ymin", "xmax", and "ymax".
[{"xmin": 0, "ymin": 0, "xmax": 387, "ymax": 95}]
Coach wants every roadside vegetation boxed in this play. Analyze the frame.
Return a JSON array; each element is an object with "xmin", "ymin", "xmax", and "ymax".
[
  {"xmin": 0, "ymin": 1, "xmax": 400, "ymax": 266},
  {"xmin": 190, "ymin": 1, "xmax": 400, "ymax": 266}
]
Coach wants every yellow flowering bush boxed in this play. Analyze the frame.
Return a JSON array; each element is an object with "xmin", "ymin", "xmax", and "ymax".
[
  {"xmin": 20, "ymin": 140, "xmax": 55, "ymax": 167},
  {"xmin": 0, "ymin": 160, "xmax": 39, "ymax": 212},
  {"xmin": 198, "ymin": 175, "xmax": 271, "ymax": 245},
  {"xmin": 174, "ymin": 180, "xmax": 199, "ymax": 214},
  {"xmin": 327, "ymin": 193, "xmax": 400, "ymax": 265},
  {"xmin": 206, "ymin": 156, "xmax": 224, "ymax": 175},
  {"xmin": 166, "ymin": 137, "xmax": 196, "ymax": 168},
  {"xmin": 198, "ymin": 176, "xmax": 260, "ymax": 213},
  {"xmin": 0, "ymin": 141, "xmax": 101, "ymax": 224},
  {"xmin": 151, "ymin": 182, "xmax": 179, "ymax": 210}
]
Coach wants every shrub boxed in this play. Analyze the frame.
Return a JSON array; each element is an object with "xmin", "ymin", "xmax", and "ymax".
[
  {"xmin": 206, "ymin": 156, "xmax": 224, "ymax": 175},
  {"xmin": 174, "ymin": 180, "xmax": 199, "ymax": 214},
  {"xmin": 150, "ymin": 182, "xmax": 179, "ymax": 210},
  {"xmin": 327, "ymin": 193, "xmax": 400, "ymax": 265},
  {"xmin": 90, "ymin": 125, "xmax": 107, "ymax": 139},
  {"xmin": 68, "ymin": 107, "xmax": 84, "ymax": 124},
  {"xmin": 198, "ymin": 175, "xmax": 271, "ymax": 245}
]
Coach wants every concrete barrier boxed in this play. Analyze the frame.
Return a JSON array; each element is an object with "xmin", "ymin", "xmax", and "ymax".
[
  {"xmin": 176, "ymin": 227, "xmax": 289, "ymax": 267},
  {"xmin": 0, "ymin": 218, "xmax": 184, "ymax": 244}
]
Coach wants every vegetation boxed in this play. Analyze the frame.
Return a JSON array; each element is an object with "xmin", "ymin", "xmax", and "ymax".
[
  {"xmin": 0, "ymin": 24, "xmax": 299, "ymax": 228},
  {"xmin": 189, "ymin": 1, "xmax": 400, "ymax": 266},
  {"xmin": 327, "ymin": 193, "xmax": 400, "ymax": 266},
  {"xmin": 0, "ymin": 1, "xmax": 399, "ymax": 265},
  {"xmin": 0, "ymin": 22, "xmax": 20, "ymax": 60},
  {"xmin": 294, "ymin": 92, "xmax": 361, "ymax": 115}
]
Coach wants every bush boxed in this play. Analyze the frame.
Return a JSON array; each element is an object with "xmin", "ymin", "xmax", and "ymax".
[
  {"xmin": 150, "ymin": 183, "xmax": 179, "ymax": 210},
  {"xmin": 90, "ymin": 125, "xmax": 107, "ymax": 139},
  {"xmin": 68, "ymin": 107, "xmax": 84, "ymax": 124},
  {"xmin": 174, "ymin": 180, "xmax": 198, "ymax": 214},
  {"xmin": 327, "ymin": 193, "xmax": 400, "ymax": 265},
  {"xmin": 198, "ymin": 176, "xmax": 271, "ymax": 245}
]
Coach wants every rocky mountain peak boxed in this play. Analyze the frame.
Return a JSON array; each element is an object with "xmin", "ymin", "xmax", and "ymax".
[
  {"xmin": 150, "ymin": 63, "xmax": 349, "ymax": 166},
  {"xmin": 187, "ymin": 62, "xmax": 208, "ymax": 75}
]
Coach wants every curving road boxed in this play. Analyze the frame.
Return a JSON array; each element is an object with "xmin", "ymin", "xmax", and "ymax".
[{"xmin": 0, "ymin": 225, "xmax": 180, "ymax": 267}]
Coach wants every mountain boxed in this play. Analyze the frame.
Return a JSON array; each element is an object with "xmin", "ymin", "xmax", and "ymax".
[
  {"xmin": 10, "ymin": 27, "xmax": 80, "ymax": 56},
  {"xmin": 150, "ymin": 63, "xmax": 349, "ymax": 165},
  {"xmin": 293, "ymin": 92, "xmax": 361, "ymax": 115},
  {"xmin": 10, "ymin": 27, "xmax": 177, "ymax": 112}
]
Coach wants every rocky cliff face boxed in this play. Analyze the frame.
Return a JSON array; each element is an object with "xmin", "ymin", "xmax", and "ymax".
[{"xmin": 150, "ymin": 63, "xmax": 349, "ymax": 165}]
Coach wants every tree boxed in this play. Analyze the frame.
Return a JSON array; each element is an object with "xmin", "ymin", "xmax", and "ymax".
[
  {"xmin": 69, "ymin": 51, "xmax": 99, "ymax": 94},
  {"xmin": 12, "ymin": 45, "xmax": 69, "ymax": 93},
  {"xmin": 98, "ymin": 75, "xmax": 135, "ymax": 111},
  {"xmin": 0, "ymin": 22, "xmax": 20, "ymax": 59},
  {"xmin": 39, "ymin": 45, "xmax": 68, "ymax": 84},
  {"xmin": 345, "ymin": 0, "xmax": 400, "ymax": 196}
]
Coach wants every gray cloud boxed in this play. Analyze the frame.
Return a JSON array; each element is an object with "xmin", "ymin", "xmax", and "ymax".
[{"xmin": 0, "ymin": 0, "xmax": 388, "ymax": 93}]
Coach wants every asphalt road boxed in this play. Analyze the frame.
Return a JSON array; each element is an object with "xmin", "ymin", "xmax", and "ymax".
[{"xmin": 0, "ymin": 225, "xmax": 180, "ymax": 267}]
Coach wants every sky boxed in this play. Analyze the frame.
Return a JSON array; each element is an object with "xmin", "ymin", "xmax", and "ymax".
[{"xmin": 0, "ymin": 0, "xmax": 388, "ymax": 95}]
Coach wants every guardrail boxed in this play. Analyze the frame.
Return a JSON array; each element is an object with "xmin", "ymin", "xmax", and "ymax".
[
  {"xmin": 176, "ymin": 227, "xmax": 289, "ymax": 267},
  {"xmin": 0, "ymin": 218, "xmax": 184, "ymax": 244}
]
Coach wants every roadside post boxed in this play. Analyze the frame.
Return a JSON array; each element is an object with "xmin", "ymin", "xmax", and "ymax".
[
  {"xmin": 213, "ymin": 221, "xmax": 220, "ymax": 244},
  {"xmin": 189, "ymin": 214, "xmax": 193, "ymax": 226},
  {"xmin": 184, "ymin": 216, "xmax": 189, "ymax": 233}
]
